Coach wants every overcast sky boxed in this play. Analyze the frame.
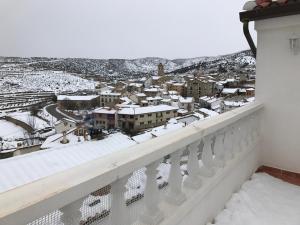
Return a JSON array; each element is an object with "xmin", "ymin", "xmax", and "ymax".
[{"xmin": 0, "ymin": 0, "xmax": 255, "ymax": 59}]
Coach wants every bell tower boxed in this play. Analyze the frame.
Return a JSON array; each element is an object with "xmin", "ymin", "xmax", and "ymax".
[{"xmin": 158, "ymin": 63, "xmax": 164, "ymax": 76}]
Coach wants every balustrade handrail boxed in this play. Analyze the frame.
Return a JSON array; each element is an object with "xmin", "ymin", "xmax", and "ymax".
[{"xmin": 0, "ymin": 101, "xmax": 263, "ymax": 225}]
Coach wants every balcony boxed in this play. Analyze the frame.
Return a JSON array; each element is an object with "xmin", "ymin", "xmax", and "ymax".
[{"xmin": 0, "ymin": 102, "xmax": 264, "ymax": 225}]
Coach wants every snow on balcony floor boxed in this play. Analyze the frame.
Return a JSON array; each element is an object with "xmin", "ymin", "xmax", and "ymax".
[{"xmin": 208, "ymin": 173, "xmax": 300, "ymax": 225}]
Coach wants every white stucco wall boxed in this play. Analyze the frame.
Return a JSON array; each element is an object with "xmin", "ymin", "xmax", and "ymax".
[{"xmin": 255, "ymin": 15, "xmax": 300, "ymax": 173}]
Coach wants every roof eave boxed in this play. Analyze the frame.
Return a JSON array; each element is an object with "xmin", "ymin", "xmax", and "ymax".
[{"xmin": 240, "ymin": 2, "xmax": 300, "ymax": 22}]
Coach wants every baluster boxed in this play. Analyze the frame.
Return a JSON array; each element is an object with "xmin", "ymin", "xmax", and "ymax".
[
  {"xmin": 109, "ymin": 176, "xmax": 130, "ymax": 225},
  {"xmin": 184, "ymin": 141, "xmax": 202, "ymax": 189},
  {"xmin": 165, "ymin": 148, "xmax": 186, "ymax": 205},
  {"xmin": 60, "ymin": 197, "xmax": 85, "ymax": 225},
  {"xmin": 239, "ymin": 121, "xmax": 247, "ymax": 152},
  {"xmin": 139, "ymin": 161, "xmax": 164, "ymax": 225},
  {"xmin": 250, "ymin": 114, "xmax": 259, "ymax": 146},
  {"xmin": 246, "ymin": 117, "xmax": 253, "ymax": 150},
  {"xmin": 231, "ymin": 125, "xmax": 239, "ymax": 156},
  {"xmin": 224, "ymin": 129, "xmax": 233, "ymax": 161},
  {"xmin": 253, "ymin": 113, "xmax": 260, "ymax": 144},
  {"xmin": 199, "ymin": 136, "xmax": 215, "ymax": 177},
  {"xmin": 212, "ymin": 133, "xmax": 226, "ymax": 168}
]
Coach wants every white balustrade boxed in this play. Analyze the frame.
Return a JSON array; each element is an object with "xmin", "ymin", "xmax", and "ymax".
[
  {"xmin": 223, "ymin": 130, "xmax": 232, "ymax": 162},
  {"xmin": 139, "ymin": 161, "xmax": 164, "ymax": 225},
  {"xmin": 60, "ymin": 197, "xmax": 85, "ymax": 225},
  {"xmin": 199, "ymin": 136, "xmax": 215, "ymax": 177},
  {"xmin": 212, "ymin": 132, "xmax": 226, "ymax": 168},
  {"xmin": 184, "ymin": 141, "xmax": 202, "ymax": 189},
  {"xmin": 165, "ymin": 148, "xmax": 186, "ymax": 205},
  {"xmin": 0, "ymin": 102, "xmax": 263, "ymax": 225},
  {"xmin": 239, "ymin": 121, "xmax": 248, "ymax": 153},
  {"xmin": 109, "ymin": 176, "xmax": 130, "ymax": 225}
]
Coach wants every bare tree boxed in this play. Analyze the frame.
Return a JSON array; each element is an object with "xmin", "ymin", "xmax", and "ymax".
[
  {"xmin": 27, "ymin": 114, "xmax": 37, "ymax": 131},
  {"xmin": 27, "ymin": 115, "xmax": 37, "ymax": 145}
]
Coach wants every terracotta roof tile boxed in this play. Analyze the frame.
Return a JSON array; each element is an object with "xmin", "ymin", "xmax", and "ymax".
[{"xmin": 240, "ymin": 0, "xmax": 300, "ymax": 22}]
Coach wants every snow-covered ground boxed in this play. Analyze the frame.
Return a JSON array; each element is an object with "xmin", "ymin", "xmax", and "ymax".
[
  {"xmin": 0, "ymin": 70, "xmax": 95, "ymax": 93},
  {"xmin": 8, "ymin": 111, "xmax": 50, "ymax": 130},
  {"xmin": 0, "ymin": 120, "xmax": 26, "ymax": 140},
  {"xmin": 0, "ymin": 120, "xmax": 27, "ymax": 150},
  {"xmin": 208, "ymin": 173, "xmax": 300, "ymax": 225}
]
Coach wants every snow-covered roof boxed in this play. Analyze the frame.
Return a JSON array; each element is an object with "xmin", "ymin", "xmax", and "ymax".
[
  {"xmin": 132, "ymin": 119, "xmax": 185, "ymax": 143},
  {"xmin": 118, "ymin": 105, "xmax": 178, "ymax": 115},
  {"xmin": 100, "ymin": 91, "xmax": 121, "ymax": 96},
  {"xmin": 177, "ymin": 114, "xmax": 202, "ymax": 125},
  {"xmin": 129, "ymin": 83, "xmax": 143, "ymax": 88},
  {"xmin": 146, "ymin": 96, "xmax": 163, "ymax": 101},
  {"xmin": 168, "ymin": 91, "xmax": 178, "ymax": 95},
  {"xmin": 93, "ymin": 108, "xmax": 117, "ymax": 114},
  {"xmin": 57, "ymin": 95, "xmax": 99, "ymax": 101},
  {"xmin": 179, "ymin": 97, "xmax": 194, "ymax": 103},
  {"xmin": 170, "ymin": 95, "xmax": 180, "ymax": 100},
  {"xmin": 144, "ymin": 88, "xmax": 159, "ymax": 92},
  {"xmin": 136, "ymin": 93, "xmax": 146, "ymax": 97},
  {"xmin": 224, "ymin": 101, "xmax": 247, "ymax": 107},
  {"xmin": 173, "ymin": 83, "xmax": 184, "ymax": 86},
  {"xmin": 161, "ymin": 99, "xmax": 171, "ymax": 103},
  {"xmin": 178, "ymin": 109, "xmax": 189, "ymax": 114},
  {"xmin": 0, "ymin": 133, "xmax": 136, "ymax": 193},
  {"xmin": 226, "ymin": 78, "xmax": 236, "ymax": 82},
  {"xmin": 199, "ymin": 108, "xmax": 219, "ymax": 117},
  {"xmin": 152, "ymin": 76, "xmax": 160, "ymax": 80},
  {"xmin": 222, "ymin": 88, "xmax": 239, "ymax": 94}
]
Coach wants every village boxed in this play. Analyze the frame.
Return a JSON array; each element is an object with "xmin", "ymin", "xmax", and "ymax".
[{"xmin": 0, "ymin": 63, "xmax": 255, "ymax": 158}]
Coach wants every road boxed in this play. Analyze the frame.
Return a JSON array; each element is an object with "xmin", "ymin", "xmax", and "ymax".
[
  {"xmin": 45, "ymin": 104, "xmax": 65, "ymax": 120},
  {"xmin": 45, "ymin": 104, "xmax": 83, "ymax": 122}
]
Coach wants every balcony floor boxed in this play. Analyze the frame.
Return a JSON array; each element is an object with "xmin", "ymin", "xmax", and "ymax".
[{"xmin": 209, "ymin": 173, "xmax": 300, "ymax": 225}]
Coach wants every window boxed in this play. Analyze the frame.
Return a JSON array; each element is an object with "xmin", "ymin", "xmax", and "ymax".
[
  {"xmin": 130, "ymin": 115, "xmax": 134, "ymax": 119},
  {"xmin": 140, "ymin": 122, "xmax": 144, "ymax": 125},
  {"xmin": 140, "ymin": 114, "xmax": 144, "ymax": 118},
  {"xmin": 148, "ymin": 121, "xmax": 152, "ymax": 124},
  {"xmin": 148, "ymin": 113, "xmax": 152, "ymax": 117},
  {"xmin": 166, "ymin": 111, "xmax": 170, "ymax": 114}
]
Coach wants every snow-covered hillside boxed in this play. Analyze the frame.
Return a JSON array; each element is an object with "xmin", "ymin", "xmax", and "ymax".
[
  {"xmin": 0, "ymin": 71, "xmax": 96, "ymax": 93},
  {"xmin": 0, "ymin": 50, "xmax": 255, "ymax": 79}
]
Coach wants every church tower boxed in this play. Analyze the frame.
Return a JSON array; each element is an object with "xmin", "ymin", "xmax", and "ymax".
[{"xmin": 158, "ymin": 63, "xmax": 164, "ymax": 76}]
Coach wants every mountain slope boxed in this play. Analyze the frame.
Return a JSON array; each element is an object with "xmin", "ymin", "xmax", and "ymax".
[{"xmin": 0, "ymin": 50, "xmax": 255, "ymax": 78}]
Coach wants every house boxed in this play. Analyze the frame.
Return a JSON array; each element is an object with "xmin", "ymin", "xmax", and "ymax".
[
  {"xmin": 92, "ymin": 108, "xmax": 117, "ymax": 130},
  {"xmin": 146, "ymin": 96, "xmax": 163, "ymax": 106},
  {"xmin": 187, "ymin": 77, "xmax": 217, "ymax": 101},
  {"xmin": 144, "ymin": 87, "xmax": 161, "ymax": 97},
  {"xmin": 178, "ymin": 97, "xmax": 194, "ymax": 112},
  {"xmin": 117, "ymin": 105, "xmax": 178, "ymax": 133},
  {"xmin": 127, "ymin": 83, "xmax": 143, "ymax": 93},
  {"xmin": 199, "ymin": 96, "xmax": 222, "ymax": 110},
  {"xmin": 57, "ymin": 95, "xmax": 99, "ymax": 110},
  {"xmin": 99, "ymin": 91, "xmax": 122, "ymax": 107},
  {"xmin": 166, "ymin": 82, "xmax": 186, "ymax": 96},
  {"xmin": 246, "ymin": 88, "xmax": 255, "ymax": 97},
  {"xmin": 221, "ymin": 88, "xmax": 239, "ymax": 97}
]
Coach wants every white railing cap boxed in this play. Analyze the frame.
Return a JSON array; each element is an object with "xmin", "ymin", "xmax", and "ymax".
[{"xmin": 0, "ymin": 102, "xmax": 263, "ymax": 225}]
